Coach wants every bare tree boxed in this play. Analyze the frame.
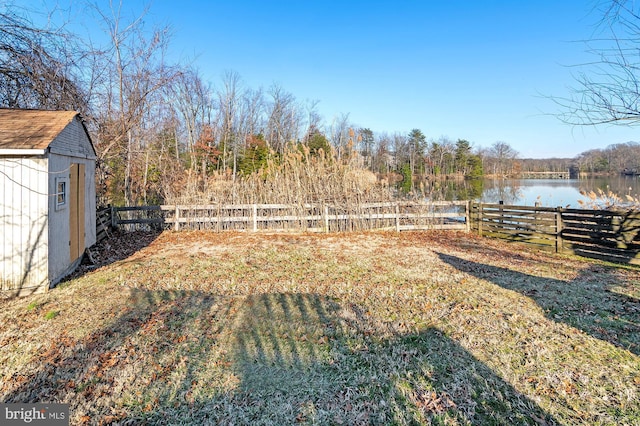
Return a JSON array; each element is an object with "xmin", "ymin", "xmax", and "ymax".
[
  {"xmin": 558, "ymin": 1, "xmax": 640, "ymax": 126},
  {"xmin": 487, "ymin": 141, "xmax": 519, "ymax": 176},
  {"xmin": 0, "ymin": 8, "xmax": 86, "ymax": 111},
  {"xmin": 265, "ymin": 84, "xmax": 302, "ymax": 155},
  {"xmin": 239, "ymin": 87, "xmax": 265, "ymax": 140},
  {"xmin": 427, "ymin": 136, "xmax": 455, "ymax": 175},
  {"xmin": 169, "ymin": 67, "xmax": 213, "ymax": 168},
  {"xmin": 327, "ymin": 113, "xmax": 352, "ymax": 161},
  {"xmin": 373, "ymin": 132, "xmax": 394, "ymax": 173},
  {"xmin": 235, "ymin": 86, "xmax": 266, "ymax": 179},
  {"xmin": 217, "ymin": 70, "xmax": 242, "ymax": 175},
  {"xmin": 392, "ymin": 132, "xmax": 407, "ymax": 172},
  {"xmin": 90, "ymin": 1, "xmax": 179, "ymax": 206},
  {"xmin": 303, "ymin": 99, "xmax": 322, "ymax": 143}
]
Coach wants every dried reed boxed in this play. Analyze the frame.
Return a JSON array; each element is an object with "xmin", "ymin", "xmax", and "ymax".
[{"xmin": 167, "ymin": 146, "xmax": 388, "ymax": 206}]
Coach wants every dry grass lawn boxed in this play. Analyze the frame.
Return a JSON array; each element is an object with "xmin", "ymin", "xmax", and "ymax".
[{"xmin": 0, "ymin": 230, "xmax": 639, "ymax": 425}]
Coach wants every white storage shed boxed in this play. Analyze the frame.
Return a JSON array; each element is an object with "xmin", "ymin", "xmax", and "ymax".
[{"xmin": 0, "ymin": 109, "xmax": 97, "ymax": 296}]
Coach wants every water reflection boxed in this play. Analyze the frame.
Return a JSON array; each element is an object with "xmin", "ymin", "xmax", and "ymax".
[
  {"xmin": 423, "ymin": 178, "xmax": 484, "ymax": 202},
  {"xmin": 426, "ymin": 176, "xmax": 640, "ymax": 208}
]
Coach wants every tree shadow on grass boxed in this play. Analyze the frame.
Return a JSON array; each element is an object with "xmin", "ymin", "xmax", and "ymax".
[
  {"xmin": 437, "ymin": 252, "xmax": 640, "ymax": 355},
  {"xmin": 213, "ymin": 293, "xmax": 557, "ymax": 425},
  {"xmin": 0, "ymin": 287, "xmax": 229, "ymax": 424},
  {"xmin": 1, "ymin": 289, "xmax": 558, "ymax": 425}
]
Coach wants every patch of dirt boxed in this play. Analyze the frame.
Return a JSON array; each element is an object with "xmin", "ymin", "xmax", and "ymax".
[{"xmin": 68, "ymin": 230, "xmax": 161, "ymax": 279}]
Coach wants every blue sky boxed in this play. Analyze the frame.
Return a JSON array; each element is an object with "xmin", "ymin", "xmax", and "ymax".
[{"xmin": 15, "ymin": 0, "xmax": 640, "ymax": 158}]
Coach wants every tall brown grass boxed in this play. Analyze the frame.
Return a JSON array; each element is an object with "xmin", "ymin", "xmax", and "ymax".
[
  {"xmin": 578, "ymin": 187, "xmax": 640, "ymax": 209},
  {"xmin": 165, "ymin": 146, "xmax": 394, "ymax": 206},
  {"xmin": 140, "ymin": 147, "xmax": 462, "ymax": 233}
]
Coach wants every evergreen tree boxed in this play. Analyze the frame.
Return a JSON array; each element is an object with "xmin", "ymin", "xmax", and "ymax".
[{"xmin": 407, "ymin": 129, "xmax": 427, "ymax": 174}]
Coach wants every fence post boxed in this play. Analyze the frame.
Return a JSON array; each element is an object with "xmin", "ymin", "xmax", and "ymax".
[
  {"xmin": 96, "ymin": 207, "xmax": 111, "ymax": 241},
  {"xmin": 253, "ymin": 204, "xmax": 258, "ymax": 232},
  {"xmin": 324, "ymin": 204, "xmax": 329, "ymax": 233},
  {"xmin": 465, "ymin": 200, "xmax": 470, "ymax": 233},
  {"xmin": 395, "ymin": 203, "xmax": 400, "ymax": 232},
  {"xmin": 174, "ymin": 205, "xmax": 180, "ymax": 231},
  {"xmin": 110, "ymin": 205, "xmax": 117, "ymax": 229},
  {"xmin": 478, "ymin": 203, "xmax": 483, "ymax": 237},
  {"xmin": 555, "ymin": 206, "xmax": 564, "ymax": 253}
]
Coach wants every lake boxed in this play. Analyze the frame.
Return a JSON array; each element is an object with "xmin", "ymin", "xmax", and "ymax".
[{"xmin": 426, "ymin": 176, "xmax": 640, "ymax": 208}]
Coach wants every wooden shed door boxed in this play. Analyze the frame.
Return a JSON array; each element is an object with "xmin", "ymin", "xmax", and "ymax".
[{"xmin": 69, "ymin": 163, "xmax": 86, "ymax": 262}]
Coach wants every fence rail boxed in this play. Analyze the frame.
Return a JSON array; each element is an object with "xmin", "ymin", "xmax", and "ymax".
[
  {"xmin": 107, "ymin": 201, "xmax": 469, "ymax": 234},
  {"xmin": 96, "ymin": 201, "xmax": 640, "ymax": 265},
  {"xmin": 561, "ymin": 208, "xmax": 640, "ymax": 264},
  {"xmin": 96, "ymin": 206, "xmax": 113, "ymax": 242},
  {"xmin": 470, "ymin": 202, "xmax": 640, "ymax": 265}
]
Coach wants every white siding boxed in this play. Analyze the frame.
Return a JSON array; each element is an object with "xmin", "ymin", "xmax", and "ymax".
[
  {"xmin": 47, "ymin": 154, "xmax": 70, "ymax": 283},
  {"xmin": 0, "ymin": 115, "xmax": 97, "ymax": 295},
  {"xmin": 0, "ymin": 156, "xmax": 49, "ymax": 295},
  {"xmin": 83, "ymin": 159, "xmax": 97, "ymax": 248},
  {"xmin": 47, "ymin": 154, "xmax": 96, "ymax": 284},
  {"xmin": 49, "ymin": 117, "xmax": 97, "ymax": 257},
  {"xmin": 48, "ymin": 117, "xmax": 96, "ymax": 160}
]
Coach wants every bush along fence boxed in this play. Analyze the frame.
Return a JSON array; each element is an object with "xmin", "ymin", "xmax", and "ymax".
[
  {"xmin": 99, "ymin": 201, "xmax": 469, "ymax": 235},
  {"xmin": 470, "ymin": 202, "xmax": 640, "ymax": 265}
]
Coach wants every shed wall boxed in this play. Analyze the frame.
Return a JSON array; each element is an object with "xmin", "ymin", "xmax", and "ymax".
[
  {"xmin": 48, "ymin": 153, "xmax": 96, "ymax": 285},
  {"xmin": 0, "ymin": 156, "xmax": 49, "ymax": 295},
  {"xmin": 49, "ymin": 116, "xmax": 96, "ymax": 160}
]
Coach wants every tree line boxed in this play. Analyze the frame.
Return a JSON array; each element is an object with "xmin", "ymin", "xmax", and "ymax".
[
  {"xmin": 516, "ymin": 142, "xmax": 640, "ymax": 175},
  {"xmin": 1, "ymin": 3, "xmax": 638, "ymax": 207}
]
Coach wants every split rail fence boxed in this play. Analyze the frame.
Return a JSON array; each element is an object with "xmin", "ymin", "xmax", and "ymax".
[
  {"xmin": 103, "ymin": 201, "xmax": 469, "ymax": 234},
  {"xmin": 97, "ymin": 201, "xmax": 640, "ymax": 265},
  {"xmin": 96, "ymin": 207, "xmax": 113, "ymax": 242},
  {"xmin": 470, "ymin": 202, "xmax": 640, "ymax": 265}
]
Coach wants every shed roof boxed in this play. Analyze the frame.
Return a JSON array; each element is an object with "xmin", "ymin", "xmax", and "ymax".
[{"xmin": 0, "ymin": 109, "xmax": 85, "ymax": 150}]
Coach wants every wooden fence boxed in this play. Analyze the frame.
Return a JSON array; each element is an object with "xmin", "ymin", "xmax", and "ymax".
[
  {"xmin": 106, "ymin": 201, "xmax": 469, "ymax": 234},
  {"xmin": 96, "ymin": 206, "xmax": 113, "ymax": 242},
  {"xmin": 96, "ymin": 201, "xmax": 640, "ymax": 265},
  {"xmin": 470, "ymin": 202, "xmax": 640, "ymax": 265}
]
